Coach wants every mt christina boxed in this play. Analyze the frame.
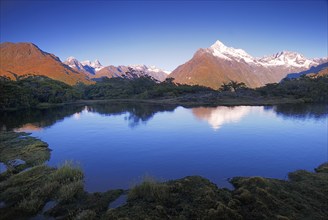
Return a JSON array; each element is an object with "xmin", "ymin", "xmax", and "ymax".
[
  {"xmin": 170, "ymin": 40, "xmax": 327, "ymax": 89},
  {"xmin": 0, "ymin": 40, "xmax": 327, "ymax": 87}
]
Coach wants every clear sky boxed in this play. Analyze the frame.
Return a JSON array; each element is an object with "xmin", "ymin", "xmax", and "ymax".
[{"xmin": 1, "ymin": 0, "xmax": 327, "ymax": 71}]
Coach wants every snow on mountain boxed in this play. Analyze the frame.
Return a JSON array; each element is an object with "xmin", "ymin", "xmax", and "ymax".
[
  {"xmin": 64, "ymin": 57, "xmax": 104, "ymax": 75},
  {"xmin": 311, "ymin": 57, "xmax": 328, "ymax": 65},
  {"xmin": 170, "ymin": 40, "xmax": 326, "ymax": 89},
  {"xmin": 208, "ymin": 40, "xmax": 319, "ymax": 69},
  {"xmin": 128, "ymin": 64, "xmax": 169, "ymax": 81},
  {"xmin": 64, "ymin": 57, "xmax": 87, "ymax": 71},
  {"xmin": 81, "ymin": 59, "xmax": 104, "ymax": 72},
  {"xmin": 209, "ymin": 40, "xmax": 255, "ymax": 64},
  {"xmin": 258, "ymin": 51, "xmax": 317, "ymax": 68},
  {"xmin": 64, "ymin": 56, "xmax": 168, "ymax": 81},
  {"xmin": 129, "ymin": 64, "xmax": 170, "ymax": 74}
]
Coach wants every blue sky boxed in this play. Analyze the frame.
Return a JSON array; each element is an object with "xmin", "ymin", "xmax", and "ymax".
[{"xmin": 1, "ymin": 0, "xmax": 327, "ymax": 71}]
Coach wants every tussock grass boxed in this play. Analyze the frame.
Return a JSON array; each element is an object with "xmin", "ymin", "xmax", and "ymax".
[
  {"xmin": 58, "ymin": 180, "xmax": 84, "ymax": 202},
  {"xmin": 128, "ymin": 176, "xmax": 169, "ymax": 203},
  {"xmin": 0, "ymin": 164, "xmax": 53, "ymax": 203},
  {"xmin": 0, "ymin": 132, "xmax": 50, "ymax": 173},
  {"xmin": 51, "ymin": 161, "xmax": 83, "ymax": 184},
  {"xmin": 17, "ymin": 195, "xmax": 44, "ymax": 214},
  {"xmin": 74, "ymin": 209, "xmax": 97, "ymax": 220}
]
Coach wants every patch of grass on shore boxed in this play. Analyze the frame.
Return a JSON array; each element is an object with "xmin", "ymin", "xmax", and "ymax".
[
  {"xmin": 0, "ymin": 131, "xmax": 50, "ymax": 174},
  {"xmin": 0, "ymin": 132, "xmax": 123, "ymax": 219},
  {"xmin": 106, "ymin": 165, "xmax": 328, "ymax": 219},
  {"xmin": 128, "ymin": 176, "xmax": 169, "ymax": 203}
]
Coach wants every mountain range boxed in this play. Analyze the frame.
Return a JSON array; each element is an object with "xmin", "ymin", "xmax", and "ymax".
[
  {"xmin": 0, "ymin": 42, "xmax": 169, "ymax": 85},
  {"xmin": 170, "ymin": 40, "xmax": 327, "ymax": 89},
  {"xmin": 63, "ymin": 57, "xmax": 104, "ymax": 76},
  {"xmin": 0, "ymin": 41, "xmax": 326, "ymax": 87},
  {"xmin": 64, "ymin": 57, "xmax": 169, "ymax": 82}
]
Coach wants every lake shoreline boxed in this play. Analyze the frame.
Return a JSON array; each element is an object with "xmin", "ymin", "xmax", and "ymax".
[
  {"xmin": 0, "ymin": 95, "xmax": 309, "ymax": 111},
  {"xmin": 1, "ymin": 131, "xmax": 327, "ymax": 219}
]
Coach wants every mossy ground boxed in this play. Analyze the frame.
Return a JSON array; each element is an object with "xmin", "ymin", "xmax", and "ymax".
[
  {"xmin": 106, "ymin": 165, "xmax": 328, "ymax": 220},
  {"xmin": 0, "ymin": 131, "xmax": 327, "ymax": 219},
  {"xmin": 0, "ymin": 131, "xmax": 50, "ymax": 174}
]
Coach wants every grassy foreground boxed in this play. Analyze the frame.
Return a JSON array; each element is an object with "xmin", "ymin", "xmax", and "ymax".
[
  {"xmin": 0, "ymin": 132, "xmax": 123, "ymax": 219},
  {"xmin": 0, "ymin": 132, "xmax": 327, "ymax": 219}
]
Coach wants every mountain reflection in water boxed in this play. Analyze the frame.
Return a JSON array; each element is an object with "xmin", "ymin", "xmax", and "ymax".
[
  {"xmin": 1, "ymin": 102, "xmax": 326, "ymax": 191},
  {"xmin": 192, "ymin": 106, "xmax": 251, "ymax": 130},
  {"xmin": 2, "ymin": 103, "xmax": 327, "ymax": 132}
]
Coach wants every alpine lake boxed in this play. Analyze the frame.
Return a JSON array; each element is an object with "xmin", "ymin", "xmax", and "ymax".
[{"xmin": 1, "ymin": 102, "xmax": 327, "ymax": 192}]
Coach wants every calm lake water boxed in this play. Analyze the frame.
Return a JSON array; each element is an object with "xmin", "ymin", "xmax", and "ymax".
[{"xmin": 1, "ymin": 103, "xmax": 327, "ymax": 192}]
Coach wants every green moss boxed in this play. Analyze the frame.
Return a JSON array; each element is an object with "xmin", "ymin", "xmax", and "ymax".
[
  {"xmin": 47, "ymin": 189, "xmax": 124, "ymax": 219},
  {"xmin": 107, "ymin": 166, "xmax": 328, "ymax": 219},
  {"xmin": 0, "ymin": 131, "xmax": 50, "ymax": 173}
]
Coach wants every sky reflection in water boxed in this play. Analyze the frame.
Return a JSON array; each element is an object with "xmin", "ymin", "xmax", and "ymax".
[{"xmin": 7, "ymin": 103, "xmax": 328, "ymax": 192}]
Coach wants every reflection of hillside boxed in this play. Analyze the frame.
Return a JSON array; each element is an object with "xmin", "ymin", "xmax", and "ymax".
[
  {"xmin": 0, "ymin": 102, "xmax": 178, "ymax": 131},
  {"xmin": 269, "ymin": 104, "xmax": 328, "ymax": 120},
  {"xmin": 14, "ymin": 123, "xmax": 43, "ymax": 132},
  {"xmin": 0, "ymin": 105, "xmax": 84, "ymax": 131},
  {"xmin": 88, "ymin": 102, "xmax": 177, "ymax": 127},
  {"xmin": 192, "ymin": 106, "xmax": 250, "ymax": 130}
]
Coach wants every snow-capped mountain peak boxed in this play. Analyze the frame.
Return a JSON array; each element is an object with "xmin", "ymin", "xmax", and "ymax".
[
  {"xmin": 258, "ymin": 51, "xmax": 317, "ymax": 68},
  {"xmin": 66, "ymin": 56, "xmax": 77, "ymax": 62},
  {"xmin": 210, "ymin": 40, "xmax": 228, "ymax": 52},
  {"xmin": 207, "ymin": 40, "xmax": 319, "ymax": 69},
  {"xmin": 209, "ymin": 40, "xmax": 255, "ymax": 63},
  {"xmin": 64, "ymin": 57, "xmax": 104, "ymax": 74},
  {"xmin": 64, "ymin": 57, "xmax": 85, "ymax": 71},
  {"xmin": 81, "ymin": 59, "xmax": 104, "ymax": 71},
  {"xmin": 124, "ymin": 64, "xmax": 169, "ymax": 81},
  {"xmin": 128, "ymin": 64, "xmax": 170, "ymax": 75},
  {"xmin": 91, "ymin": 59, "xmax": 103, "ymax": 69}
]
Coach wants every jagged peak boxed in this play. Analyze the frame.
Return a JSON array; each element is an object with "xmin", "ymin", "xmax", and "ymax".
[
  {"xmin": 210, "ymin": 40, "xmax": 228, "ymax": 51},
  {"xmin": 207, "ymin": 40, "xmax": 319, "ymax": 68},
  {"xmin": 209, "ymin": 39, "xmax": 254, "ymax": 63},
  {"xmin": 66, "ymin": 56, "xmax": 78, "ymax": 62},
  {"xmin": 93, "ymin": 59, "xmax": 101, "ymax": 65}
]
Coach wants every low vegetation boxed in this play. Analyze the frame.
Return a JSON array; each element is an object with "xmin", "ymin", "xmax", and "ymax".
[
  {"xmin": 2, "ymin": 75, "xmax": 327, "ymax": 110},
  {"xmin": 0, "ymin": 131, "xmax": 327, "ymax": 219},
  {"xmin": 257, "ymin": 75, "xmax": 328, "ymax": 103},
  {"xmin": 0, "ymin": 76, "xmax": 82, "ymax": 110},
  {"xmin": 0, "ymin": 132, "xmax": 123, "ymax": 219},
  {"xmin": 0, "ymin": 131, "xmax": 50, "ymax": 174},
  {"xmin": 106, "ymin": 165, "xmax": 328, "ymax": 219}
]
